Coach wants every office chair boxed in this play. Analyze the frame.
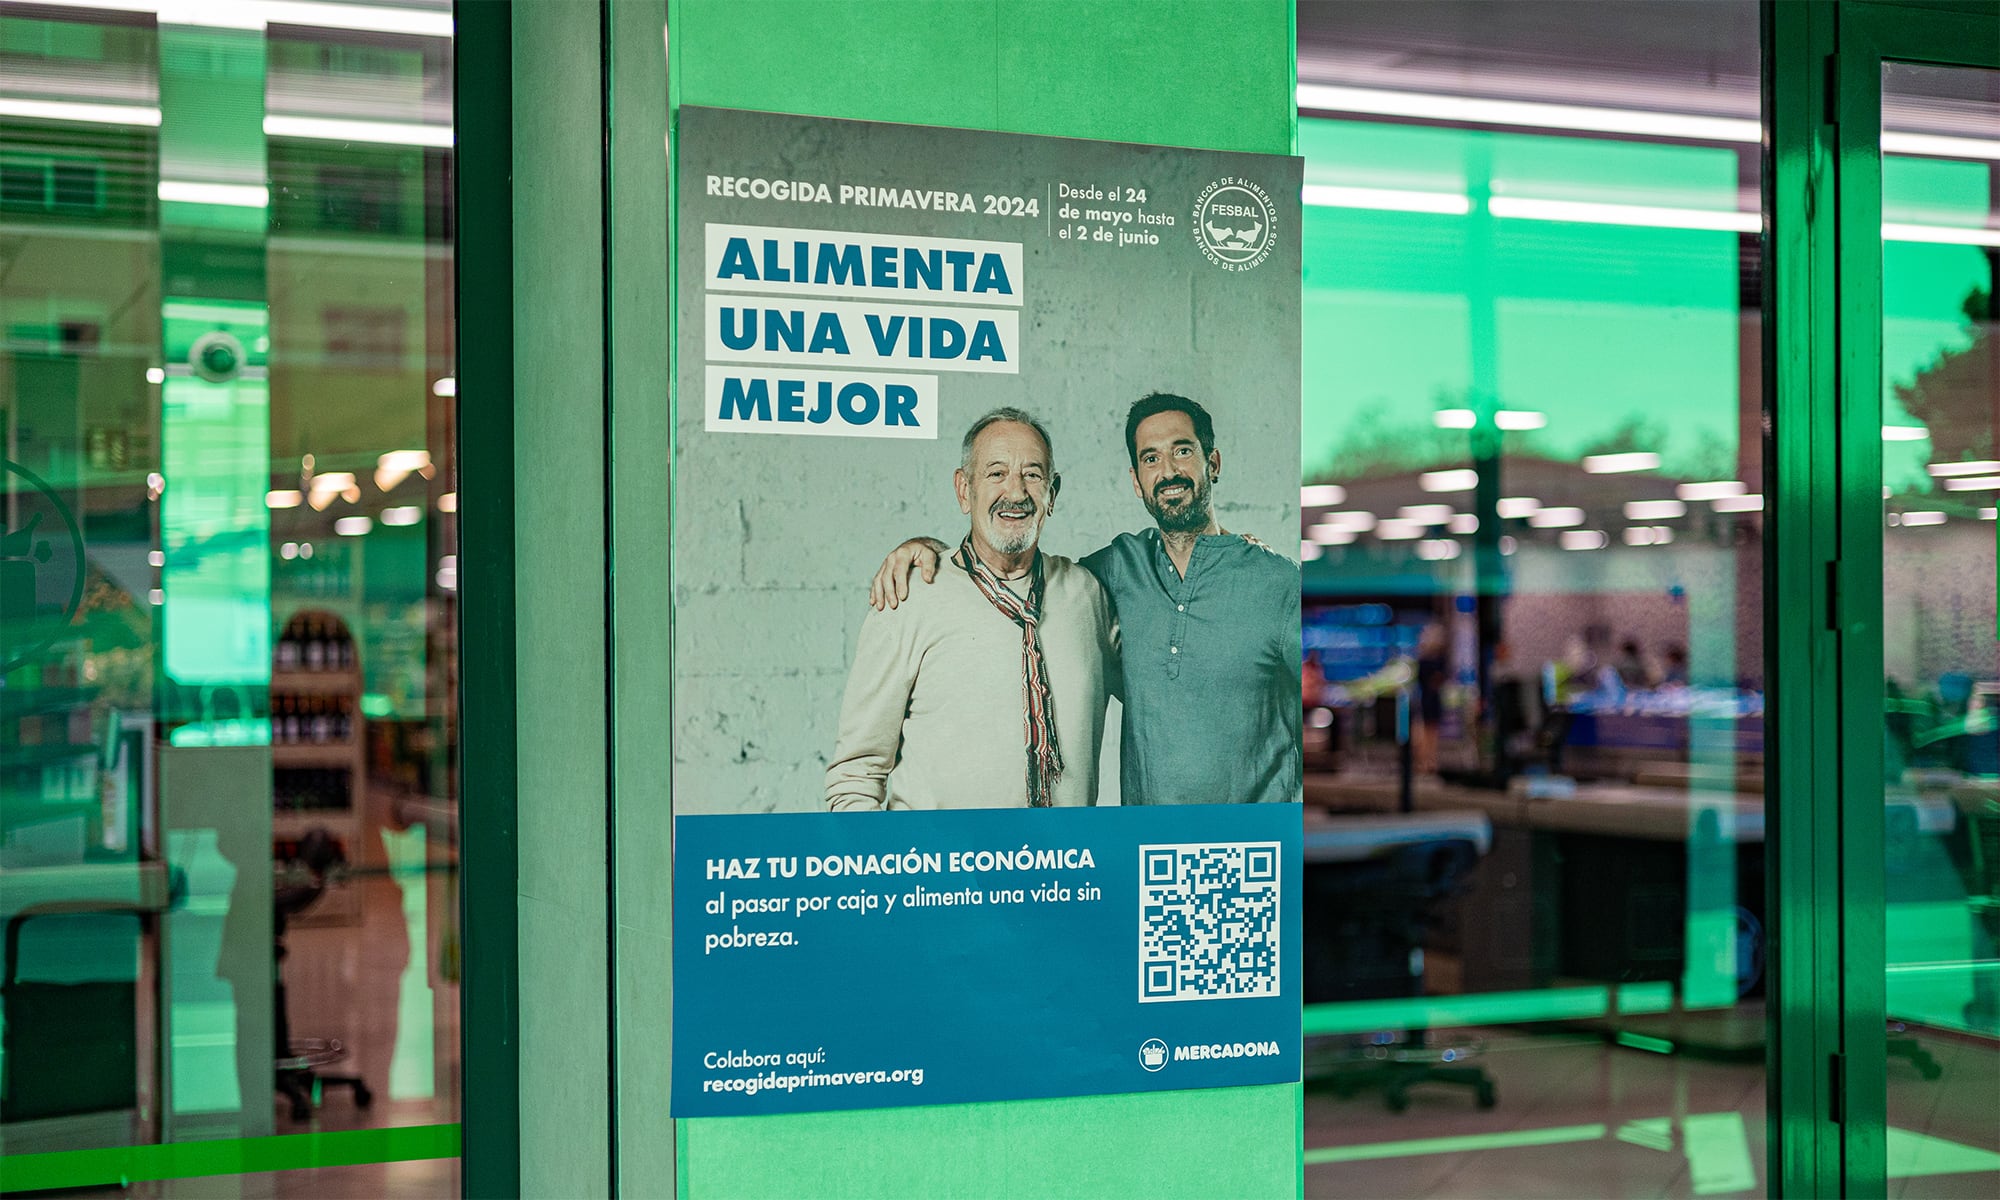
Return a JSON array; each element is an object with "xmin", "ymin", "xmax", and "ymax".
[
  {"xmin": 1305, "ymin": 836, "xmax": 1498, "ymax": 1112},
  {"xmin": 274, "ymin": 829, "xmax": 373, "ymax": 1122}
]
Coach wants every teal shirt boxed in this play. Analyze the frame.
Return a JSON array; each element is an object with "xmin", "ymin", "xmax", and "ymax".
[{"xmin": 1080, "ymin": 530, "xmax": 1303, "ymax": 805}]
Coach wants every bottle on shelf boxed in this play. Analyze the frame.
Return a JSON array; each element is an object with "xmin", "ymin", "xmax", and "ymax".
[{"xmin": 304, "ymin": 615, "xmax": 326, "ymax": 671}]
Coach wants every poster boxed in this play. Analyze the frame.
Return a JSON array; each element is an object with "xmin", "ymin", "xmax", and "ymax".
[{"xmin": 671, "ymin": 106, "xmax": 1304, "ymax": 1117}]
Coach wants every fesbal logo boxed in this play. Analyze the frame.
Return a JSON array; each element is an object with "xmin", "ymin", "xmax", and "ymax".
[{"xmin": 1192, "ymin": 177, "xmax": 1277, "ymax": 271}]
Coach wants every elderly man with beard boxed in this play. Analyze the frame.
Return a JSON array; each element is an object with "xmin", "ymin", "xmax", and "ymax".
[
  {"xmin": 826, "ymin": 408, "xmax": 1117, "ymax": 811},
  {"xmin": 867, "ymin": 393, "xmax": 1301, "ymax": 806}
]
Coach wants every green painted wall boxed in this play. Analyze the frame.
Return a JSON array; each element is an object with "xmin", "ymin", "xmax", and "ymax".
[{"xmin": 663, "ymin": 1, "xmax": 1300, "ymax": 1196}]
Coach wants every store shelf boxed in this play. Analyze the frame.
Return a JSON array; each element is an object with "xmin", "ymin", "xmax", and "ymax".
[
  {"xmin": 270, "ymin": 670, "xmax": 362, "ymax": 695},
  {"xmin": 272, "ymin": 741, "xmax": 359, "ymax": 768}
]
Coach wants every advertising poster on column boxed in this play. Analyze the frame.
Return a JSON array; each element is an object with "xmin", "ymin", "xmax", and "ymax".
[{"xmin": 671, "ymin": 106, "xmax": 1304, "ymax": 1117}]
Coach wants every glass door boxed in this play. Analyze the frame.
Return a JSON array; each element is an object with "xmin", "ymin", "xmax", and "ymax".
[
  {"xmin": 1832, "ymin": 4, "xmax": 1999, "ymax": 1194},
  {"xmin": 1876, "ymin": 58, "xmax": 2000, "ymax": 1200}
]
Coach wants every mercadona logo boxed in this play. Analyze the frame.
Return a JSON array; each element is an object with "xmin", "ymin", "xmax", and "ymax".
[{"xmin": 1192, "ymin": 177, "xmax": 1276, "ymax": 271}]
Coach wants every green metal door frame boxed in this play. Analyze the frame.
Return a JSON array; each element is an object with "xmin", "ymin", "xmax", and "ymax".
[
  {"xmin": 454, "ymin": 2, "xmax": 524, "ymax": 1197},
  {"xmin": 1832, "ymin": 4, "xmax": 1999, "ymax": 1196},
  {"xmin": 1765, "ymin": 2, "xmax": 1999, "ymax": 1196}
]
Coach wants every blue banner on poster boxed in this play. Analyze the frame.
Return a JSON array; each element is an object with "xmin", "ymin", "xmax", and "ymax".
[{"xmin": 671, "ymin": 804, "xmax": 1301, "ymax": 1117}]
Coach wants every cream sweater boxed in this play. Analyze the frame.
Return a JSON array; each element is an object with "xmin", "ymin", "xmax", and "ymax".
[{"xmin": 825, "ymin": 554, "xmax": 1117, "ymax": 810}]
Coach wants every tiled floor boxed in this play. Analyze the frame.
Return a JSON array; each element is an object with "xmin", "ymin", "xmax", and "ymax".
[{"xmin": 1305, "ymin": 1028, "xmax": 2000, "ymax": 1199}]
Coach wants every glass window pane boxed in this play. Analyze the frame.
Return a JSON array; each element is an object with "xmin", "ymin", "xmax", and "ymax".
[
  {"xmin": 0, "ymin": 3, "xmax": 458, "ymax": 1189},
  {"xmin": 1299, "ymin": 2, "xmax": 1767, "ymax": 1195}
]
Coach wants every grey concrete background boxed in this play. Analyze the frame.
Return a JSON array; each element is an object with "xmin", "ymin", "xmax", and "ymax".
[{"xmin": 674, "ymin": 106, "xmax": 1301, "ymax": 813}]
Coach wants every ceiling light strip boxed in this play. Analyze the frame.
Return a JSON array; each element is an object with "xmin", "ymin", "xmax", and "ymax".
[
  {"xmin": 264, "ymin": 114, "xmax": 452, "ymax": 147},
  {"xmin": 9, "ymin": 0, "xmax": 452, "ymax": 36},
  {"xmin": 1297, "ymin": 84, "xmax": 2000, "ymax": 161},
  {"xmin": 0, "ymin": 97, "xmax": 160, "ymax": 126}
]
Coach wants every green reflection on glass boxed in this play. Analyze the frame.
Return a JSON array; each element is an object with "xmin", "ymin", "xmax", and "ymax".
[
  {"xmin": 1303, "ymin": 1123, "xmax": 1608, "ymax": 1165},
  {"xmin": 1300, "ymin": 117, "xmax": 1739, "ymax": 479},
  {"xmin": 1684, "ymin": 1112, "xmax": 1758, "ymax": 1195},
  {"xmin": 160, "ymin": 358, "xmax": 270, "ymax": 693},
  {"xmin": 164, "ymin": 828, "xmax": 242, "ymax": 1117},
  {"xmin": 1305, "ymin": 986, "xmax": 1607, "ymax": 1035},
  {"xmin": 1613, "ymin": 1031, "xmax": 1675, "ymax": 1055},
  {"xmin": 1888, "ymin": 1126, "xmax": 2000, "ymax": 1180},
  {"xmin": 384, "ymin": 823, "xmax": 436, "ymax": 1101}
]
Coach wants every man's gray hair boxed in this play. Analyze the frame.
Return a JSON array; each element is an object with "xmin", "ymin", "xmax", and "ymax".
[{"xmin": 960, "ymin": 407, "xmax": 1055, "ymax": 473}]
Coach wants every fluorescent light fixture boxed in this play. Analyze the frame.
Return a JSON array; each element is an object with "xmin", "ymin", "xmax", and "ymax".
[
  {"xmin": 1981, "ymin": 509, "xmax": 1998, "ymax": 521},
  {"xmin": 1375, "ymin": 518, "xmax": 1425, "ymax": 540},
  {"xmin": 1712, "ymin": 494, "xmax": 1765, "ymax": 512},
  {"xmin": 158, "ymin": 180, "xmax": 269, "ymax": 207},
  {"xmin": 0, "ymin": 98, "xmax": 160, "ymax": 126},
  {"xmin": 1296, "ymin": 84, "xmax": 2000, "ymax": 162},
  {"xmin": 435, "ymin": 565, "xmax": 457, "ymax": 591},
  {"xmin": 279, "ymin": 542, "xmax": 298, "ymax": 560},
  {"xmin": 1881, "ymin": 131, "xmax": 2000, "ymax": 160},
  {"xmin": 1399, "ymin": 504, "xmax": 1455, "ymax": 525},
  {"xmin": 1582, "ymin": 452, "xmax": 1661, "ymax": 474},
  {"xmin": 1433, "ymin": 409, "xmax": 1476, "ymax": 429},
  {"xmin": 145, "ymin": 367, "xmax": 166, "ymax": 384},
  {"xmin": 1447, "ymin": 513, "xmax": 1478, "ymax": 535},
  {"xmin": 1624, "ymin": 499, "xmax": 1687, "ymax": 520},
  {"xmin": 1491, "ymin": 196, "xmax": 1759, "ymax": 233},
  {"xmin": 375, "ymin": 448, "xmax": 433, "ymax": 491},
  {"xmin": 24, "ymin": 1, "xmax": 453, "ymax": 36},
  {"xmin": 149, "ymin": 588, "xmax": 165, "ymax": 606},
  {"xmin": 437, "ymin": 491, "xmax": 458, "ymax": 514},
  {"xmin": 1300, "ymin": 540, "xmax": 1324, "ymax": 562},
  {"xmin": 308, "ymin": 470, "xmax": 358, "ymax": 510},
  {"xmin": 1882, "ymin": 425, "xmax": 1930, "ymax": 442},
  {"xmin": 298, "ymin": 542, "xmax": 313, "ymax": 558},
  {"xmin": 1943, "ymin": 475, "xmax": 2000, "ymax": 491},
  {"xmin": 251, "ymin": 1, "xmax": 453, "ymax": 36},
  {"xmin": 1623, "ymin": 526, "xmax": 1671, "ymax": 546},
  {"xmin": 1560, "ymin": 530, "xmax": 1610, "ymax": 551},
  {"xmin": 266, "ymin": 489, "xmax": 303, "ymax": 508},
  {"xmin": 1928, "ymin": 459, "xmax": 2000, "ymax": 477},
  {"xmin": 1499, "ymin": 535, "xmax": 1518, "ymax": 556},
  {"xmin": 1296, "ymin": 84, "xmax": 1762, "ymax": 143},
  {"xmin": 1496, "ymin": 497, "xmax": 1541, "ymax": 519},
  {"xmin": 1419, "ymin": 469, "xmax": 1479, "ymax": 493},
  {"xmin": 432, "ymin": 376, "xmax": 457, "ymax": 398},
  {"xmin": 333, "ymin": 516, "xmax": 373, "ymax": 536},
  {"xmin": 1303, "ymin": 183, "xmax": 1470, "ymax": 215},
  {"xmin": 381, "ymin": 505, "xmax": 424, "ymax": 526},
  {"xmin": 1317, "ymin": 511, "xmax": 1376, "ymax": 532},
  {"xmin": 1899, "ymin": 510, "xmax": 1947, "ymax": 527},
  {"xmin": 1677, "ymin": 480, "xmax": 1746, "ymax": 501},
  {"xmin": 1528, "ymin": 506, "xmax": 1585, "ymax": 528},
  {"xmin": 1308, "ymin": 526, "xmax": 1357, "ymax": 546},
  {"xmin": 1300, "ymin": 483, "xmax": 1346, "ymax": 506},
  {"xmin": 146, "ymin": 472, "xmax": 165, "ymax": 495},
  {"xmin": 148, "ymin": 550, "xmax": 166, "ymax": 567},
  {"xmin": 1885, "ymin": 222, "xmax": 2000, "ymax": 247},
  {"xmin": 1494, "ymin": 410, "xmax": 1548, "ymax": 431},
  {"xmin": 1415, "ymin": 539, "xmax": 1462, "ymax": 561},
  {"xmin": 264, "ymin": 115, "xmax": 452, "ymax": 147}
]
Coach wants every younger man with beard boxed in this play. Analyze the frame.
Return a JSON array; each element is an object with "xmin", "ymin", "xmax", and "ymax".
[
  {"xmin": 826, "ymin": 408, "xmax": 1117, "ymax": 811},
  {"xmin": 869, "ymin": 394, "xmax": 1302, "ymax": 805}
]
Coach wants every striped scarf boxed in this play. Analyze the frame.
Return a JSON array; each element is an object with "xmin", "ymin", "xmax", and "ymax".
[{"xmin": 953, "ymin": 536, "xmax": 1064, "ymax": 807}]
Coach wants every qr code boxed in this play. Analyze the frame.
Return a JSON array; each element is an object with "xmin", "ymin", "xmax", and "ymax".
[{"xmin": 1138, "ymin": 842, "xmax": 1280, "ymax": 1003}]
